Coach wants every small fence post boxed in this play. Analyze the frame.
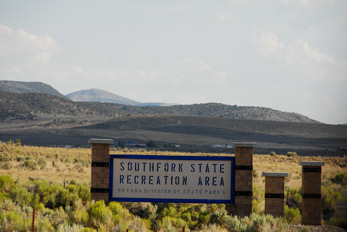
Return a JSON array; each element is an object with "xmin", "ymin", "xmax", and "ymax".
[{"xmin": 31, "ymin": 208, "xmax": 35, "ymax": 232}]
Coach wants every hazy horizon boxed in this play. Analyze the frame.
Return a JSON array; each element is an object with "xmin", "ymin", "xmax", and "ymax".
[{"xmin": 0, "ymin": 1, "xmax": 346, "ymax": 124}]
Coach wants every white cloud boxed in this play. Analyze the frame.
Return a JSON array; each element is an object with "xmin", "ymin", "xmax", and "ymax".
[
  {"xmin": 0, "ymin": 24, "xmax": 58, "ymax": 65},
  {"xmin": 250, "ymin": 30, "xmax": 347, "ymax": 84},
  {"xmin": 250, "ymin": 30, "xmax": 335, "ymax": 65},
  {"xmin": 179, "ymin": 58, "xmax": 211, "ymax": 72},
  {"xmin": 279, "ymin": 0, "xmax": 313, "ymax": 7},
  {"xmin": 216, "ymin": 12, "xmax": 234, "ymax": 23},
  {"xmin": 227, "ymin": 0, "xmax": 250, "ymax": 7}
]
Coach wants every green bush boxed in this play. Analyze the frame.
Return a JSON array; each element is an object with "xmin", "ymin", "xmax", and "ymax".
[
  {"xmin": 286, "ymin": 187, "xmax": 302, "ymax": 209},
  {"xmin": 87, "ymin": 201, "xmax": 113, "ymax": 228},
  {"xmin": 1, "ymin": 162, "xmax": 12, "ymax": 169},
  {"xmin": 223, "ymin": 214, "xmax": 290, "ymax": 232},
  {"xmin": 23, "ymin": 158, "xmax": 37, "ymax": 170},
  {"xmin": 0, "ymin": 175, "xmax": 15, "ymax": 192},
  {"xmin": 9, "ymin": 186, "xmax": 34, "ymax": 207},
  {"xmin": 322, "ymin": 186, "xmax": 342, "ymax": 220},
  {"xmin": 331, "ymin": 172, "xmax": 347, "ymax": 186},
  {"xmin": 158, "ymin": 216, "xmax": 190, "ymax": 232},
  {"xmin": 287, "ymin": 152, "xmax": 297, "ymax": 157},
  {"xmin": 0, "ymin": 152, "xmax": 11, "ymax": 162},
  {"xmin": 327, "ymin": 215, "xmax": 347, "ymax": 229},
  {"xmin": 284, "ymin": 205, "xmax": 301, "ymax": 224},
  {"xmin": 0, "ymin": 211, "xmax": 26, "ymax": 232}
]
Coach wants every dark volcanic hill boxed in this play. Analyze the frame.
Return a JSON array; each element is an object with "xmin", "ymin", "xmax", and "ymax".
[
  {"xmin": 0, "ymin": 80, "xmax": 66, "ymax": 98},
  {"xmin": 66, "ymin": 88, "xmax": 140, "ymax": 105},
  {"xmin": 0, "ymin": 91, "xmax": 319, "ymax": 123}
]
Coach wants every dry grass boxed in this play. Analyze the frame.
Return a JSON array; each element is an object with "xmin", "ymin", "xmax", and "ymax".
[{"xmin": 0, "ymin": 142, "xmax": 346, "ymax": 189}]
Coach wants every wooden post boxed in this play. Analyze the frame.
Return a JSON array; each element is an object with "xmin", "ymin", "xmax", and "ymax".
[
  {"xmin": 300, "ymin": 161, "xmax": 324, "ymax": 225},
  {"xmin": 233, "ymin": 142, "xmax": 255, "ymax": 217},
  {"xmin": 89, "ymin": 138, "xmax": 113, "ymax": 203},
  {"xmin": 31, "ymin": 208, "xmax": 35, "ymax": 232},
  {"xmin": 262, "ymin": 172, "xmax": 288, "ymax": 217}
]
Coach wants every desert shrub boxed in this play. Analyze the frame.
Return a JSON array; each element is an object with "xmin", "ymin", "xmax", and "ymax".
[
  {"xmin": 56, "ymin": 222, "xmax": 84, "ymax": 232},
  {"xmin": 287, "ymin": 152, "xmax": 297, "ymax": 157},
  {"xmin": 252, "ymin": 185, "xmax": 265, "ymax": 214},
  {"xmin": 284, "ymin": 205, "xmax": 301, "ymax": 224},
  {"xmin": 74, "ymin": 158, "xmax": 89, "ymax": 167},
  {"xmin": 66, "ymin": 184, "xmax": 90, "ymax": 204},
  {"xmin": 327, "ymin": 215, "xmax": 347, "ymax": 229},
  {"xmin": 158, "ymin": 216, "xmax": 190, "ymax": 232},
  {"xmin": 0, "ymin": 152, "xmax": 11, "ymax": 161},
  {"xmin": 87, "ymin": 201, "xmax": 113, "ymax": 229},
  {"xmin": 209, "ymin": 209, "xmax": 227, "ymax": 225},
  {"xmin": 34, "ymin": 217, "xmax": 55, "ymax": 232},
  {"xmin": 72, "ymin": 210, "xmax": 89, "ymax": 225},
  {"xmin": 16, "ymin": 155, "xmax": 24, "ymax": 161},
  {"xmin": 37, "ymin": 156, "xmax": 47, "ymax": 169},
  {"xmin": 0, "ymin": 211, "xmax": 26, "ymax": 232},
  {"xmin": 286, "ymin": 187, "xmax": 302, "ymax": 209},
  {"xmin": 223, "ymin": 214, "xmax": 290, "ymax": 232},
  {"xmin": 270, "ymin": 151, "xmax": 276, "ymax": 156},
  {"xmin": 143, "ymin": 203, "xmax": 157, "ymax": 222},
  {"xmin": 331, "ymin": 172, "xmax": 347, "ymax": 186},
  {"xmin": 9, "ymin": 186, "xmax": 34, "ymax": 207},
  {"xmin": 1, "ymin": 162, "xmax": 12, "ymax": 169},
  {"xmin": 322, "ymin": 186, "xmax": 342, "ymax": 220},
  {"xmin": 146, "ymin": 140, "xmax": 157, "ymax": 148},
  {"xmin": 23, "ymin": 158, "xmax": 37, "ymax": 170},
  {"xmin": 197, "ymin": 224, "xmax": 228, "ymax": 232},
  {"xmin": 0, "ymin": 175, "xmax": 15, "ymax": 192}
]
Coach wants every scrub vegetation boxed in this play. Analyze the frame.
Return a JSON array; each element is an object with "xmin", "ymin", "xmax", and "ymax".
[{"xmin": 0, "ymin": 141, "xmax": 346, "ymax": 231}]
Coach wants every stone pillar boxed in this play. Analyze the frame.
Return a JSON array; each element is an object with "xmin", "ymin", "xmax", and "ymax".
[
  {"xmin": 300, "ymin": 161, "xmax": 324, "ymax": 225},
  {"xmin": 89, "ymin": 138, "xmax": 113, "ymax": 203},
  {"xmin": 233, "ymin": 142, "xmax": 255, "ymax": 217},
  {"xmin": 262, "ymin": 172, "xmax": 288, "ymax": 217}
]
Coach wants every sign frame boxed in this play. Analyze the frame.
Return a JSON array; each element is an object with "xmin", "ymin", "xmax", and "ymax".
[{"xmin": 109, "ymin": 154, "xmax": 235, "ymax": 204}]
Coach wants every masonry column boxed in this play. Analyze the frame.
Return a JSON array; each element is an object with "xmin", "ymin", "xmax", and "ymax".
[
  {"xmin": 89, "ymin": 138, "xmax": 113, "ymax": 203},
  {"xmin": 233, "ymin": 142, "xmax": 255, "ymax": 217},
  {"xmin": 262, "ymin": 172, "xmax": 288, "ymax": 217},
  {"xmin": 300, "ymin": 161, "xmax": 324, "ymax": 225}
]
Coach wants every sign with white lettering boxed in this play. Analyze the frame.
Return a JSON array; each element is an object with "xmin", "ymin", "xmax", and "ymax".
[{"xmin": 109, "ymin": 155, "xmax": 235, "ymax": 203}]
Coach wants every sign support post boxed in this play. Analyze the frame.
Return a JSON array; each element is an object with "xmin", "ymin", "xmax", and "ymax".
[
  {"xmin": 89, "ymin": 138, "xmax": 113, "ymax": 203},
  {"xmin": 233, "ymin": 142, "xmax": 255, "ymax": 217}
]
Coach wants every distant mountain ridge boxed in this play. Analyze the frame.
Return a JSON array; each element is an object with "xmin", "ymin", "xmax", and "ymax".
[
  {"xmin": 66, "ymin": 88, "xmax": 140, "ymax": 105},
  {"xmin": 0, "ymin": 91, "xmax": 319, "ymax": 123},
  {"xmin": 66, "ymin": 88, "xmax": 171, "ymax": 106},
  {"xmin": 0, "ymin": 80, "xmax": 66, "ymax": 98}
]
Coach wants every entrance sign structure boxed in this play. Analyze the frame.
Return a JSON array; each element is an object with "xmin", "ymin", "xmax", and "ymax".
[
  {"xmin": 109, "ymin": 155, "xmax": 235, "ymax": 203},
  {"xmin": 90, "ymin": 139, "xmax": 325, "ymax": 222},
  {"xmin": 90, "ymin": 139, "xmax": 255, "ymax": 217}
]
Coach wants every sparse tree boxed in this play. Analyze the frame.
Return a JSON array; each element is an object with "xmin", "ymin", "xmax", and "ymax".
[{"xmin": 146, "ymin": 140, "xmax": 157, "ymax": 148}]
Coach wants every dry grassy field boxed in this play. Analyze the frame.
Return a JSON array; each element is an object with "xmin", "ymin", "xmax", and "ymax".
[{"xmin": 1, "ymin": 141, "xmax": 346, "ymax": 190}]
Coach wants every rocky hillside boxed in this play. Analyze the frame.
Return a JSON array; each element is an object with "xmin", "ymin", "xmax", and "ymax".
[
  {"xmin": 114, "ymin": 103, "xmax": 319, "ymax": 123},
  {"xmin": 0, "ymin": 91, "xmax": 319, "ymax": 123},
  {"xmin": 0, "ymin": 80, "xmax": 66, "ymax": 98}
]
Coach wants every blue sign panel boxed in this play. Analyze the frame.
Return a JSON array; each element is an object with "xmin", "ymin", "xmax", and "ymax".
[{"xmin": 109, "ymin": 155, "xmax": 235, "ymax": 204}]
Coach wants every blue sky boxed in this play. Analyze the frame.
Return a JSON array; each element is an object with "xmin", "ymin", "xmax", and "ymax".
[{"xmin": 0, "ymin": 0, "xmax": 346, "ymax": 124}]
